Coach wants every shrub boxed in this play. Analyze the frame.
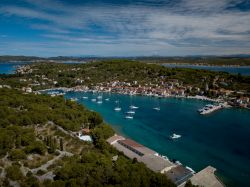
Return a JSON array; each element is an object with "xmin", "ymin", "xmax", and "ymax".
[{"xmin": 8, "ymin": 149, "xmax": 26, "ymax": 160}]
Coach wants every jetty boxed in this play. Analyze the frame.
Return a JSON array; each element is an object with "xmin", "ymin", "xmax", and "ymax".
[
  {"xmin": 198, "ymin": 103, "xmax": 230, "ymax": 115},
  {"xmin": 107, "ymin": 135, "xmax": 224, "ymax": 187}
]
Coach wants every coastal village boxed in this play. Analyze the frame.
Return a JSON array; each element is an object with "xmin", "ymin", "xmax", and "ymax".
[
  {"xmin": 0, "ymin": 63, "xmax": 249, "ymax": 186},
  {"xmin": 14, "ymin": 64, "xmax": 250, "ymax": 112}
]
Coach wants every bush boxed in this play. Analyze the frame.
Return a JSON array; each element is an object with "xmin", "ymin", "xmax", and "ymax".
[
  {"xmin": 24, "ymin": 141, "xmax": 46, "ymax": 155},
  {"xmin": 8, "ymin": 149, "xmax": 26, "ymax": 160},
  {"xmin": 6, "ymin": 165, "xmax": 23, "ymax": 181}
]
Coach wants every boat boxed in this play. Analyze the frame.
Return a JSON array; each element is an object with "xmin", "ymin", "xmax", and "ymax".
[
  {"xmin": 97, "ymin": 101, "xmax": 102, "ymax": 104},
  {"xmin": 114, "ymin": 100, "xmax": 121, "ymax": 111},
  {"xmin": 91, "ymin": 98, "xmax": 97, "ymax": 102},
  {"xmin": 70, "ymin": 98, "xmax": 78, "ymax": 101},
  {"xmin": 82, "ymin": 96, "xmax": 88, "ymax": 99},
  {"xmin": 153, "ymin": 107, "xmax": 160, "ymax": 111},
  {"xmin": 130, "ymin": 105, "xmax": 139, "ymax": 109},
  {"xmin": 114, "ymin": 107, "xmax": 121, "ymax": 111},
  {"xmin": 170, "ymin": 133, "xmax": 181, "ymax": 139},
  {"xmin": 105, "ymin": 98, "xmax": 110, "ymax": 101},
  {"xmin": 97, "ymin": 95, "xmax": 102, "ymax": 99},
  {"xmin": 125, "ymin": 115, "xmax": 133, "ymax": 119},
  {"xmin": 126, "ymin": 111, "xmax": 135, "ymax": 114}
]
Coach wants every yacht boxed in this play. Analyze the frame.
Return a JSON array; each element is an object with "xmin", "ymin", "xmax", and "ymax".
[
  {"xmin": 170, "ymin": 133, "xmax": 181, "ymax": 139},
  {"xmin": 126, "ymin": 111, "xmax": 135, "ymax": 114},
  {"xmin": 105, "ymin": 98, "xmax": 110, "ymax": 101},
  {"xmin": 97, "ymin": 95, "xmax": 102, "ymax": 99},
  {"xmin": 82, "ymin": 96, "xmax": 88, "ymax": 99},
  {"xmin": 130, "ymin": 105, "xmax": 139, "ymax": 109},
  {"xmin": 125, "ymin": 115, "xmax": 133, "ymax": 119},
  {"xmin": 91, "ymin": 98, "xmax": 97, "ymax": 102},
  {"xmin": 153, "ymin": 107, "xmax": 160, "ymax": 111},
  {"xmin": 97, "ymin": 101, "xmax": 103, "ymax": 104},
  {"xmin": 114, "ymin": 107, "xmax": 121, "ymax": 111}
]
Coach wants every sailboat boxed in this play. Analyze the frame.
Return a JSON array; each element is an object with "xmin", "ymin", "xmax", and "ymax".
[
  {"xmin": 130, "ymin": 105, "xmax": 139, "ymax": 109},
  {"xmin": 114, "ymin": 100, "xmax": 121, "ymax": 111},
  {"xmin": 125, "ymin": 115, "xmax": 133, "ymax": 119},
  {"xmin": 126, "ymin": 110, "xmax": 135, "ymax": 114},
  {"xmin": 153, "ymin": 99, "xmax": 160, "ymax": 111}
]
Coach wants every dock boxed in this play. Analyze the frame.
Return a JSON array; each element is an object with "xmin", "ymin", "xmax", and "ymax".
[
  {"xmin": 180, "ymin": 166, "xmax": 225, "ymax": 187},
  {"xmin": 107, "ymin": 135, "xmax": 224, "ymax": 186},
  {"xmin": 198, "ymin": 102, "xmax": 230, "ymax": 115}
]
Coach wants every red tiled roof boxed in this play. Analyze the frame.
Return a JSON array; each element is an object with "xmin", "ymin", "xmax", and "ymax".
[{"xmin": 118, "ymin": 139, "xmax": 143, "ymax": 148}]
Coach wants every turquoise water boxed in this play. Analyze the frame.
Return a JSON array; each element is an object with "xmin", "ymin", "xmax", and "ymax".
[
  {"xmin": 163, "ymin": 64, "xmax": 250, "ymax": 75},
  {"xmin": 0, "ymin": 63, "xmax": 26, "ymax": 74},
  {"xmin": 62, "ymin": 91, "xmax": 250, "ymax": 187}
]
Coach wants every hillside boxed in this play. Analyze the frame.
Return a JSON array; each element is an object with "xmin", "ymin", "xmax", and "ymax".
[{"xmin": 0, "ymin": 88, "xmax": 175, "ymax": 187}]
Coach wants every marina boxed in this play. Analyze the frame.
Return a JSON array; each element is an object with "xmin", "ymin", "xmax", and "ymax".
[{"xmin": 56, "ymin": 90, "xmax": 250, "ymax": 187}]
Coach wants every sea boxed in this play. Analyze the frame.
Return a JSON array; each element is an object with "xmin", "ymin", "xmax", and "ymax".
[
  {"xmin": 61, "ymin": 91, "xmax": 250, "ymax": 187},
  {"xmin": 162, "ymin": 64, "xmax": 250, "ymax": 76},
  {"xmin": 0, "ymin": 62, "xmax": 27, "ymax": 74}
]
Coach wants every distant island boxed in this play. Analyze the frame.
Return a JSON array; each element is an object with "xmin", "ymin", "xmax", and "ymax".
[{"xmin": 1, "ymin": 55, "xmax": 250, "ymax": 66}]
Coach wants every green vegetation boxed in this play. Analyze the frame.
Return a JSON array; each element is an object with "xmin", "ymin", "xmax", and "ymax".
[
  {"xmin": 9, "ymin": 60, "xmax": 248, "ymax": 93},
  {"xmin": 0, "ymin": 88, "xmax": 175, "ymax": 187}
]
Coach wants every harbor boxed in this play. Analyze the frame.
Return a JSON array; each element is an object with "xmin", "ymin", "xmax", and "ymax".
[{"xmin": 107, "ymin": 134, "xmax": 223, "ymax": 187}]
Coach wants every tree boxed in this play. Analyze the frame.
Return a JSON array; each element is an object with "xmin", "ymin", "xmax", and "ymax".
[{"xmin": 60, "ymin": 138, "xmax": 64, "ymax": 151}]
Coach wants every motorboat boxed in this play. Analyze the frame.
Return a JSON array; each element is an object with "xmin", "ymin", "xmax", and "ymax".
[{"xmin": 170, "ymin": 133, "xmax": 181, "ymax": 139}]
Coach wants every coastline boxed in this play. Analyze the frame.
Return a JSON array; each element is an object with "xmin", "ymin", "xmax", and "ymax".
[
  {"xmin": 38, "ymin": 86, "xmax": 221, "ymax": 103},
  {"xmin": 161, "ymin": 63, "xmax": 250, "ymax": 67}
]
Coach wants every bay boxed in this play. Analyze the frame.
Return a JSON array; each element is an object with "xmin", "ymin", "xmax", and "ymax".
[{"xmin": 63, "ymin": 91, "xmax": 250, "ymax": 187}]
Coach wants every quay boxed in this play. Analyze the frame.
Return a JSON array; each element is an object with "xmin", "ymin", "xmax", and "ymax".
[
  {"xmin": 198, "ymin": 103, "xmax": 230, "ymax": 115},
  {"xmin": 107, "ymin": 135, "xmax": 224, "ymax": 187}
]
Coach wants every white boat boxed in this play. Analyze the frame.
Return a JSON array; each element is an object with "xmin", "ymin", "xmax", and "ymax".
[
  {"xmin": 82, "ymin": 96, "xmax": 88, "ymax": 99},
  {"xmin": 153, "ymin": 107, "xmax": 160, "ymax": 111},
  {"xmin": 130, "ymin": 105, "xmax": 139, "ymax": 109},
  {"xmin": 91, "ymin": 98, "xmax": 97, "ymax": 102},
  {"xmin": 114, "ymin": 107, "xmax": 121, "ymax": 111},
  {"xmin": 170, "ymin": 133, "xmax": 181, "ymax": 139},
  {"xmin": 70, "ymin": 98, "xmax": 78, "ymax": 101},
  {"xmin": 97, "ymin": 95, "xmax": 102, "ymax": 99},
  {"xmin": 97, "ymin": 101, "xmax": 103, "ymax": 104},
  {"xmin": 105, "ymin": 98, "xmax": 110, "ymax": 101},
  {"xmin": 125, "ymin": 115, "xmax": 133, "ymax": 119},
  {"xmin": 126, "ymin": 111, "xmax": 135, "ymax": 114}
]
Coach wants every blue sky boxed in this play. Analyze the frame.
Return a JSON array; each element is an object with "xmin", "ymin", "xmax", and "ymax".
[{"xmin": 0, "ymin": 0, "xmax": 250, "ymax": 57}]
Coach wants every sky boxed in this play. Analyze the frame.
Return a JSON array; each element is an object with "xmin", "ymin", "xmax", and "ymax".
[{"xmin": 0, "ymin": 0, "xmax": 250, "ymax": 57}]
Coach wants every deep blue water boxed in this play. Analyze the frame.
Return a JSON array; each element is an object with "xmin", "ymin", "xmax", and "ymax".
[
  {"xmin": 62, "ymin": 91, "xmax": 250, "ymax": 187},
  {"xmin": 163, "ymin": 64, "xmax": 250, "ymax": 76},
  {"xmin": 0, "ymin": 62, "xmax": 27, "ymax": 74}
]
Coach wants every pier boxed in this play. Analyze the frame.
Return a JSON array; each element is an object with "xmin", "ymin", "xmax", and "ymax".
[
  {"xmin": 198, "ymin": 103, "xmax": 230, "ymax": 115},
  {"xmin": 107, "ymin": 135, "xmax": 224, "ymax": 187}
]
